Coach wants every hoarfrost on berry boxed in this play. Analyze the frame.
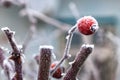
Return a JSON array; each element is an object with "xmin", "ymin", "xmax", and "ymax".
[{"xmin": 77, "ymin": 16, "xmax": 99, "ymax": 35}]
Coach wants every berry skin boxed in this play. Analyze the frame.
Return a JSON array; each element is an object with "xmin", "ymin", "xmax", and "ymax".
[
  {"xmin": 77, "ymin": 16, "xmax": 99, "ymax": 35},
  {"xmin": 50, "ymin": 62, "xmax": 65, "ymax": 79}
]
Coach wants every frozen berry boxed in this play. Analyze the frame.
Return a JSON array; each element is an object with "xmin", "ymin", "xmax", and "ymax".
[
  {"xmin": 50, "ymin": 61, "xmax": 65, "ymax": 79},
  {"xmin": 77, "ymin": 16, "xmax": 99, "ymax": 35}
]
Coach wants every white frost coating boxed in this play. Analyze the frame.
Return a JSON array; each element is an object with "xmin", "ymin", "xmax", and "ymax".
[
  {"xmin": 82, "ymin": 44, "xmax": 94, "ymax": 49},
  {"xmin": 91, "ymin": 24, "xmax": 99, "ymax": 31},
  {"xmin": 1, "ymin": 70, "xmax": 4, "ymax": 75},
  {"xmin": 3, "ymin": 58, "xmax": 14, "ymax": 71},
  {"xmin": 11, "ymin": 31, "xmax": 15, "ymax": 35},
  {"xmin": 66, "ymin": 35, "xmax": 70, "ymax": 40},
  {"xmin": 1, "ymin": 27, "xmax": 15, "ymax": 35},
  {"xmin": 1, "ymin": 27, "xmax": 10, "ymax": 31},
  {"xmin": 39, "ymin": 45, "xmax": 54, "ymax": 50},
  {"xmin": 64, "ymin": 25, "xmax": 76, "ymax": 59},
  {"xmin": 77, "ymin": 16, "xmax": 98, "ymax": 25},
  {"xmin": 21, "ymin": 54, "xmax": 26, "ymax": 63},
  {"xmin": 76, "ymin": 78, "xmax": 79, "ymax": 80},
  {"xmin": 1, "ymin": 47, "xmax": 9, "ymax": 53},
  {"xmin": 68, "ymin": 25, "xmax": 77, "ymax": 34},
  {"xmin": 21, "ymin": 54, "xmax": 26, "ymax": 59},
  {"xmin": 52, "ymin": 53, "xmax": 56, "ymax": 59},
  {"xmin": 69, "ymin": 61, "xmax": 74, "ymax": 65},
  {"xmin": 3, "ymin": 59, "xmax": 10, "ymax": 67},
  {"xmin": 61, "ymin": 73, "xmax": 66, "ymax": 76},
  {"xmin": 67, "ymin": 54, "xmax": 72, "ymax": 58},
  {"xmin": 1, "ymin": 46, "xmax": 5, "ymax": 50},
  {"xmin": 90, "ymin": 24, "xmax": 99, "ymax": 33},
  {"xmin": 3, "ymin": 48, "xmax": 9, "ymax": 51},
  {"xmin": 18, "ymin": 45, "xmax": 23, "ymax": 49}
]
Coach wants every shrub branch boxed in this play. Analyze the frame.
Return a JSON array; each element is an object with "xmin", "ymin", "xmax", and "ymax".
[
  {"xmin": 2, "ymin": 27, "xmax": 23, "ymax": 80},
  {"xmin": 37, "ymin": 45, "xmax": 53, "ymax": 80},
  {"xmin": 63, "ymin": 44, "xmax": 94, "ymax": 80}
]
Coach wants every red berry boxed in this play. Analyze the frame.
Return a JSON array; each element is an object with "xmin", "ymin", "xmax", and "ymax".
[
  {"xmin": 77, "ymin": 16, "xmax": 99, "ymax": 35},
  {"xmin": 50, "ymin": 62, "xmax": 65, "ymax": 79}
]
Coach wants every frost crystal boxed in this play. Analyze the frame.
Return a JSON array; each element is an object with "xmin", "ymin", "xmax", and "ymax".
[
  {"xmin": 77, "ymin": 16, "xmax": 98, "ymax": 25},
  {"xmin": 69, "ymin": 61, "xmax": 74, "ymax": 65},
  {"xmin": 68, "ymin": 25, "xmax": 77, "ymax": 34},
  {"xmin": 1, "ymin": 27, "xmax": 9, "ymax": 31},
  {"xmin": 52, "ymin": 53, "xmax": 56, "ymax": 59},
  {"xmin": 67, "ymin": 54, "xmax": 72, "ymax": 58},
  {"xmin": 66, "ymin": 35, "xmax": 70, "ymax": 40},
  {"xmin": 3, "ymin": 58, "xmax": 14, "ymax": 71},
  {"xmin": 82, "ymin": 44, "xmax": 94, "ymax": 49},
  {"xmin": 1, "ymin": 27, "xmax": 15, "ymax": 35},
  {"xmin": 39, "ymin": 45, "xmax": 54, "ymax": 50},
  {"xmin": 18, "ymin": 45, "xmax": 23, "ymax": 49},
  {"xmin": 61, "ymin": 73, "xmax": 66, "ymax": 76},
  {"xmin": 21, "ymin": 54, "xmax": 26, "ymax": 63}
]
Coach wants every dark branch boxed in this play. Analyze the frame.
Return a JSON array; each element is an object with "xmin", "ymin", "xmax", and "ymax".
[
  {"xmin": 2, "ymin": 27, "xmax": 23, "ymax": 80},
  {"xmin": 37, "ymin": 45, "xmax": 53, "ymax": 80},
  {"xmin": 63, "ymin": 44, "xmax": 94, "ymax": 80}
]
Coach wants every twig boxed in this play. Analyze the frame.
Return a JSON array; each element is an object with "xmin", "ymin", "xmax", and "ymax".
[
  {"xmin": 20, "ymin": 3, "xmax": 37, "ymax": 54},
  {"xmin": 69, "ymin": 2, "xmax": 93, "ymax": 43},
  {"xmin": 0, "ymin": 47, "xmax": 10, "ymax": 80},
  {"xmin": 63, "ymin": 44, "xmax": 94, "ymax": 80},
  {"xmin": 0, "ymin": 47, "xmax": 14, "ymax": 80},
  {"xmin": 1, "ymin": 27, "xmax": 23, "ymax": 80},
  {"xmin": 51, "ymin": 25, "xmax": 77, "ymax": 75},
  {"xmin": 19, "ymin": 5, "xmax": 71, "ymax": 53},
  {"xmin": 22, "ymin": 23, "xmax": 37, "ymax": 54},
  {"xmin": 69, "ymin": 2, "xmax": 80, "ymax": 19},
  {"xmin": 3, "ymin": 58, "xmax": 14, "ymax": 80},
  {"xmin": 37, "ymin": 45, "xmax": 53, "ymax": 80},
  {"xmin": 20, "ymin": 8, "xmax": 71, "ymax": 31},
  {"xmin": 0, "ymin": 47, "xmax": 5, "ymax": 68},
  {"xmin": 1, "ymin": 0, "xmax": 72, "ymax": 34}
]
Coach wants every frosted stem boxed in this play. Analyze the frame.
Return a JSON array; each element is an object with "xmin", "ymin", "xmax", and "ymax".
[
  {"xmin": 51, "ymin": 25, "xmax": 77, "ymax": 75},
  {"xmin": 2, "ymin": 27, "xmax": 23, "ymax": 80}
]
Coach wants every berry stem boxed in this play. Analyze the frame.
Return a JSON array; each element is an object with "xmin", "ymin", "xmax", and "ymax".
[
  {"xmin": 51, "ymin": 25, "xmax": 77, "ymax": 76},
  {"xmin": 37, "ymin": 46, "xmax": 53, "ymax": 80},
  {"xmin": 63, "ymin": 44, "xmax": 94, "ymax": 80},
  {"xmin": 2, "ymin": 27, "xmax": 23, "ymax": 80}
]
